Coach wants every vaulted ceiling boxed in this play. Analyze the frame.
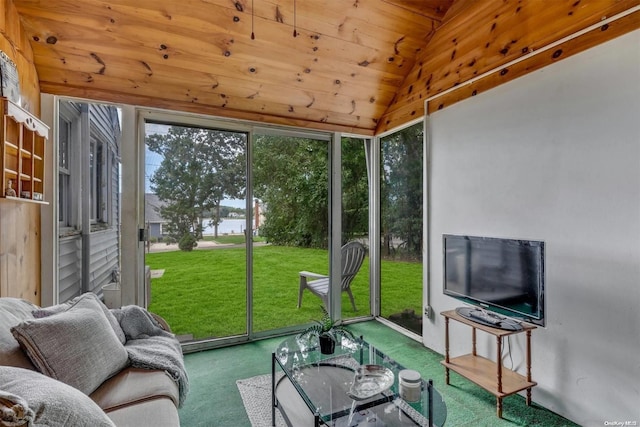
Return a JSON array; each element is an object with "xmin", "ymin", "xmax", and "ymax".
[{"xmin": 13, "ymin": 0, "xmax": 639, "ymax": 135}]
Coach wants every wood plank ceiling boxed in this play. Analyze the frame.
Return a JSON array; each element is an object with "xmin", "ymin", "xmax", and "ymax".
[{"xmin": 13, "ymin": 0, "xmax": 640, "ymax": 135}]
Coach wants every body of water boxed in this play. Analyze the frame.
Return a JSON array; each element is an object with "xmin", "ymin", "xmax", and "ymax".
[{"xmin": 203, "ymin": 218, "xmax": 248, "ymax": 235}]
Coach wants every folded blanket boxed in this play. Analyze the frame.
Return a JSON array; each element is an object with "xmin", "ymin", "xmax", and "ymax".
[
  {"xmin": 111, "ymin": 306, "xmax": 189, "ymax": 408},
  {"xmin": 0, "ymin": 390, "xmax": 33, "ymax": 426}
]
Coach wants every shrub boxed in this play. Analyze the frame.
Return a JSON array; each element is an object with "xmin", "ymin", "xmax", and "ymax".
[{"xmin": 178, "ymin": 233, "xmax": 197, "ymax": 251}]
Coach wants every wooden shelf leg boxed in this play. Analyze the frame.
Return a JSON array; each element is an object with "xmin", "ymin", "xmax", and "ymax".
[
  {"xmin": 496, "ymin": 336, "xmax": 502, "ymax": 394},
  {"xmin": 497, "ymin": 397, "xmax": 503, "ymax": 418},
  {"xmin": 471, "ymin": 327, "xmax": 476, "ymax": 356},
  {"xmin": 526, "ymin": 329, "xmax": 533, "ymax": 406},
  {"xmin": 444, "ymin": 317, "xmax": 450, "ymax": 363},
  {"xmin": 444, "ymin": 317, "xmax": 450, "ymax": 385}
]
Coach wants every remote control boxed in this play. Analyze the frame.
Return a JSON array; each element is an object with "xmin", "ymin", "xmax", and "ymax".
[{"xmin": 468, "ymin": 310, "xmax": 502, "ymax": 325}]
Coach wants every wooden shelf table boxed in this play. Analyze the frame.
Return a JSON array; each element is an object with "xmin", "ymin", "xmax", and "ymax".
[{"xmin": 440, "ymin": 309, "xmax": 537, "ymax": 418}]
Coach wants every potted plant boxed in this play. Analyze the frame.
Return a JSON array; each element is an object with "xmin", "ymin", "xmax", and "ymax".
[{"xmin": 298, "ymin": 306, "xmax": 356, "ymax": 354}]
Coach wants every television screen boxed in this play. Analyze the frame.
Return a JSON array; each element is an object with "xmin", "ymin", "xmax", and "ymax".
[{"xmin": 443, "ymin": 234, "xmax": 545, "ymax": 326}]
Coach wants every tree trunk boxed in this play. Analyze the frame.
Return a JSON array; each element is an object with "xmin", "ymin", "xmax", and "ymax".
[{"xmin": 214, "ymin": 202, "xmax": 221, "ymax": 238}]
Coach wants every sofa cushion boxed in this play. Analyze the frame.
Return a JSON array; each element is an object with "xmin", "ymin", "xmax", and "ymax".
[
  {"xmin": 0, "ymin": 366, "xmax": 116, "ymax": 427},
  {"xmin": 0, "ymin": 298, "xmax": 37, "ymax": 370},
  {"xmin": 90, "ymin": 367, "xmax": 179, "ymax": 411},
  {"xmin": 104, "ymin": 397, "xmax": 180, "ymax": 427},
  {"xmin": 10, "ymin": 294, "xmax": 129, "ymax": 396},
  {"xmin": 32, "ymin": 292, "xmax": 126, "ymax": 344}
]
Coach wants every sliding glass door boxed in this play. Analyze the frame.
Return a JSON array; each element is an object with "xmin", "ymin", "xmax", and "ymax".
[
  {"xmin": 143, "ymin": 121, "xmax": 248, "ymax": 342},
  {"xmin": 251, "ymin": 132, "xmax": 330, "ymax": 333},
  {"xmin": 141, "ymin": 119, "xmax": 336, "ymax": 344}
]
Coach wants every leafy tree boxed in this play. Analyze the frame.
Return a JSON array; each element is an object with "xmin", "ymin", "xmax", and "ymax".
[
  {"xmin": 253, "ymin": 136, "xmax": 368, "ymax": 248},
  {"xmin": 147, "ymin": 126, "xmax": 245, "ymax": 247},
  {"xmin": 341, "ymin": 138, "xmax": 369, "ymax": 242},
  {"xmin": 380, "ymin": 122, "xmax": 423, "ymax": 260},
  {"xmin": 253, "ymin": 136, "xmax": 329, "ymax": 248}
]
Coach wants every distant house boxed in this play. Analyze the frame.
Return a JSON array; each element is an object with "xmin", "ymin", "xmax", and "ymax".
[{"xmin": 145, "ymin": 193, "xmax": 167, "ymax": 239}]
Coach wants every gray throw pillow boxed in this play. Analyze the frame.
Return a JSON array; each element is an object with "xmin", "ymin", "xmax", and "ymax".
[
  {"xmin": 0, "ymin": 366, "xmax": 115, "ymax": 427},
  {"xmin": 10, "ymin": 295, "xmax": 129, "ymax": 396},
  {"xmin": 0, "ymin": 298, "xmax": 38, "ymax": 369},
  {"xmin": 32, "ymin": 292, "xmax": 126, "ymax": 344}
]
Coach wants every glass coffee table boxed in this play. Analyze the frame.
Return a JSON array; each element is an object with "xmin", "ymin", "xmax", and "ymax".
[{"xmin": 272, "ymin": 335, "xmax": 447, "ymax": 426}]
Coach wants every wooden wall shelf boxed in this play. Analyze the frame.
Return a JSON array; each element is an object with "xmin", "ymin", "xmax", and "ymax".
[
  {"xmin": 0, "ymin": 98, "xmax": 48, "ymax": 304},
  {"xmin": 1, "ymin": 97, "xmax": 49, "ymax": 203},
  {"xmin": 2, "ymin": 195, "xmax": 49, "ymax": 205}
]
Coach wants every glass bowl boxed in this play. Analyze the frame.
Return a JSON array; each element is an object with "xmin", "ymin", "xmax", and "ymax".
[{"xmin": 347, "ymin": 364, "xmax": 395, "ymax": 400}]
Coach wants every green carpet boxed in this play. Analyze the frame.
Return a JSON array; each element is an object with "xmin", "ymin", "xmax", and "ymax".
[{"xmin": 178, "ymin": 321, "xmax": 578, "ymax": 426}]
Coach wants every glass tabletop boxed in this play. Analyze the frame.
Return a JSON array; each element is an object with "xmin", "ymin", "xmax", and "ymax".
[{"xmin": 274, "ymin": 334, "xmax": 447, "ymax": 426}]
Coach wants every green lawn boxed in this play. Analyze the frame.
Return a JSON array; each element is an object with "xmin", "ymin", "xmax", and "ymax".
[
  {"xmin": 146, "ymin": 245, "xmax": 422, "ymax": 339},
  {"xmin": 201, "ymin": 235, "xmax": 265, "ymax": 244}
]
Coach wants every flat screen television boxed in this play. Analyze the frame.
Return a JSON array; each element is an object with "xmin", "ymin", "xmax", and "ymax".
[{"xmin": 443, "ymin": 234, "xmax": 545, "ymax": 326}]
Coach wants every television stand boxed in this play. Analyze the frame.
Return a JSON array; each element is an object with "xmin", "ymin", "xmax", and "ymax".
[{"xmin": 440, "ymin": 309, "xmax": 537, "ymax": 418}]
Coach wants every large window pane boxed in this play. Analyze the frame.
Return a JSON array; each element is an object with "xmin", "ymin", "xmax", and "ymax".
[
  {"xmin": 341, "ymin": 137, "xmax": 370, "ymax": 319},
  {"xmin": 144, "ymin": 123, "xmax": 247, "ymax": 341},
  {"xmin": 380, "ymin": 122, "xmax": 423, "ymax": 335},
  {"xmin": 252, "ymin": 134, "xmax": 329, "ymax": 332}
]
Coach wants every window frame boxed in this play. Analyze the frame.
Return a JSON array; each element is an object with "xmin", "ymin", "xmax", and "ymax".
[
  {"xmin": 57, "ymin": 102, "xmax": 82, "ymax": 234},
  {"xmin": 58, "ymin": 116, "xmax": 71, "ymax": 228}
]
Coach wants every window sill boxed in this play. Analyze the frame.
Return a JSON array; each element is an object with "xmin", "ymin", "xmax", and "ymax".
[{"xmin": 59, "ymin": 228, "xmax": 81, "ymax": 238}]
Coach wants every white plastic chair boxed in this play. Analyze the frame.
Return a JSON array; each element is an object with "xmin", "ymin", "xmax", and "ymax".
[{"xmin": 297, "ymin": 241, "xmax": 366, "ymax": 311}]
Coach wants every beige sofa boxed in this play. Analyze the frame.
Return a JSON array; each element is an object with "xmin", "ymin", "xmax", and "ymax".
[{"xmin": 0, "ymin": 293, "xmax": 184, "ymax": 426}]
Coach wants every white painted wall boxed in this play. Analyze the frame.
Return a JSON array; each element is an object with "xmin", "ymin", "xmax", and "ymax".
[{"xmin": 424, "ymin": 30, "xmax": 640, "ymax": 426}]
